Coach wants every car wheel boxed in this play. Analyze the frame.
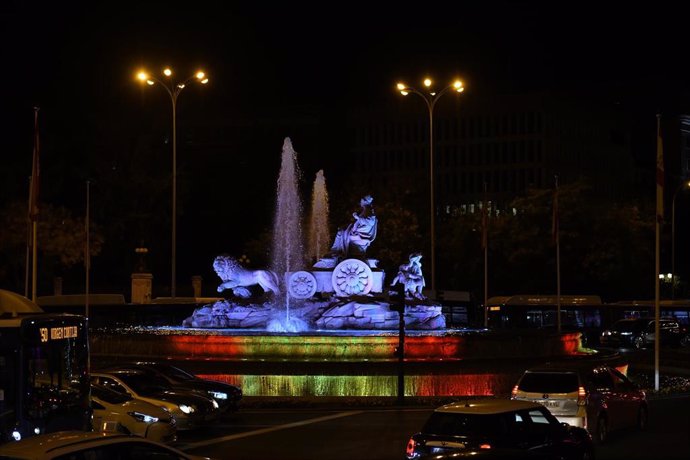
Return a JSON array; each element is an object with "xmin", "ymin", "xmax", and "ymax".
[
  {"xmin": 595, "ymin": 415, "xmax": 608, "ymax": 445},
  {"xmin": 637, "ymin": 406, "xmax": 648, "ymax": 431},
  {"xmin": 633, "ymin": 335, "xmax": 645, "ymax": 350}
]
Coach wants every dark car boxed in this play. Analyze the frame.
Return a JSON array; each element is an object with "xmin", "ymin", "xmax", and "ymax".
[
  {"xmin": 99, "ymin": 362, "xmax": 242, "ymax": 413},
  {"xmin": 600, "ymin": 317, "xmax": 688, "ymax": 349},
  {"xmin": 91, "ymin": 370, "xmax": 221, "ymax": 430},
  {"xmin": 405, "ymin": 399, "xmax": 594, "ymax": 460},
  {"xmin": 511, "ymin": 361, "xmax": 648, "ymax": 444}
]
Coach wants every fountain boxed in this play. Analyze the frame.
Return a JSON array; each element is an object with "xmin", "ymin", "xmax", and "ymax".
[
  {"xmin": 307, "ymin": 169, "xmax": 330, "ymax": 267},
  {"xmin": 89, "ymin": 136, "xmax": 589, "ymax": 398}
]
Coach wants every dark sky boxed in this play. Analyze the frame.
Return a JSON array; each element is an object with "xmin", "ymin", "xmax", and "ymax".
[{"xmin": 3, "ymin": 1, "xmax": 690, "ymax": 292}]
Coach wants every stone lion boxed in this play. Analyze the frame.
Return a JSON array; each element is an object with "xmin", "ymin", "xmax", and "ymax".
[{"xmin": 213, "ymin": 255, "xmax": 280, "ymax": 298}]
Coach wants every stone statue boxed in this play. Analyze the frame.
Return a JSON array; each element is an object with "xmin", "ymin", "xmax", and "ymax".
[
  {"xmin": 329, "ymin": 195, "xmax": 378, "ymax": 258},
  {"xmin": 213, "ymin": 254, "xmax": 280, "ymax": 298},
  {"xmin": 390, "ymin": 252, "xmax": 426, "ymax": 300}
]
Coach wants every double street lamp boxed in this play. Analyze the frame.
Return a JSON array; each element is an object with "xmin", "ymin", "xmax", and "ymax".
[
  {"xmin": 137, "ymin": 67, "xmax": 209, "ymax": 298},
  {"xmin": 396, "ymin": 78, "xmax": 465, "ymax": 294},
  {"xmin": 671, "ymin": 179, "xmax": 690, "ymax": 298}
]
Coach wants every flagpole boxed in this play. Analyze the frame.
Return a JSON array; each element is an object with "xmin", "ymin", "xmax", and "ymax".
[
  {"xmin": 29, "ymin": 107, "xmax": 40, "ymax": 302},
  {"xmin": 25, "ymin": 177, "xmax": 31, "ymax": 298},
  {"xmin": 85, "ymin": 180, "xmax": 91, "ymax": 319},
  {"xmin": 655, "ymin": 113, "xmax": 664, "ymax": 391},
  {"xmin": 555, "ymin": 175, "xmax": 561, "ymax": 333},
  {"xmin": 483, "ymin": 182, "xmax": 488, "ymax": 328}
]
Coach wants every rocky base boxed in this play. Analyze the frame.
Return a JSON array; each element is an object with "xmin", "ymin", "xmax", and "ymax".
[{"xmin": 182, "ymin": 297, "xmax": 446, "ymax": 330}]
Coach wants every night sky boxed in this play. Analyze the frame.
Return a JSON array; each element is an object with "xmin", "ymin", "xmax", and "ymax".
[{"xmin": 2, "ymin": 1, "xmax": 690, "ymax": 294}]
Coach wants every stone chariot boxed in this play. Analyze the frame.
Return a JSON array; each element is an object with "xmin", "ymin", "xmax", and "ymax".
[{"xmin": 286, "ymin": 257, "xmax": 385, "ymax": 299}]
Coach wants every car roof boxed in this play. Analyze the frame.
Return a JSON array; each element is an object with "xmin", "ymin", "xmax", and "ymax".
[
  {"xmin": 435, "ymin": 399, "xmax": 543, "ymax": 414},
  {"xmin": 0, "ymin": 431, "xmax": 134, "ymax": 457}
]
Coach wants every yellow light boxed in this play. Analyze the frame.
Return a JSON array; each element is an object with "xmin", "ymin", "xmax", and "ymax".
[
  {"xmin": 454, "ymin": 80, "xmax": 464, "ymax": 91},
  {"xmin": 196, "ymin": 71, "xmax": 205, "ymax": 80},
  {"xmin": 163, "ymin": 68, "xmax": 172, "ymax": 77},
  {"xmin": 137, "ymin": 71, "xmax": 148, "ymax": 81},
  {"xmin": 424, "ymin": 78, "xmax": 432, "ymax": 87},
  {"xmin": 201, "ymin": 78, "xmax": 209, "ymax": 84},
  {"xmin": 396, "ymin": 83, "xmax": 406, "ymax": 91},
  {"xmin": 400, "ymin": 91, "xmax": 409, "ymax": 96},
  {"xmin": 146, "ymin": 80, "xmax": 154, "ymax": 86},
  {"xmin": 177, "ymin": 83, "xmax": 186, "ymax": 89}
]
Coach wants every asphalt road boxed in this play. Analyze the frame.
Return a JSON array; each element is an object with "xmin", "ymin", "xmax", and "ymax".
[{"xmin": 173, "ymin": 395, "xmax": 690, "ymax": 460}]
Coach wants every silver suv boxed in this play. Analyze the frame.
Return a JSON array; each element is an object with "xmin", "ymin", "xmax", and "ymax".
[{"xmin": 511, "ymin": 362, "xmax": 648, "ymax": 444}]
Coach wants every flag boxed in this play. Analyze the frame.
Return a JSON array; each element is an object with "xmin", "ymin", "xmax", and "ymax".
[
  {"xmin": 552, "ymin": 176, "xmax": 559, "ymax": 244},
  {"xmin": 28, "ymin": 107, "xmax": 40, "ymax": 222},
  {"xmin": 656, "ymin": 114, "xmax": 664, "ymax": 223}
]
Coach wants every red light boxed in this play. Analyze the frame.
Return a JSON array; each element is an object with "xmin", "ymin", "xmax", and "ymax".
[
  {"xmin": 406, "ymin": 438, "xmax": 416, "ymax": 457},
  {"xmin": 480, "ymin": 443, "xmax": 492, "ymax": 449},
  {"xmin": 511, "ymin": 385, "xmax": 518, "ymax": 398}
]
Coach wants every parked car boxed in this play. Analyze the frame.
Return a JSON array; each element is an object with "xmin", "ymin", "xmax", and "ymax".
[
  {"xmin": 0, "ymin": 431, "xmax": 212, "ymax": 459},
  {"xmin": 99, "ymin": 361, "xmax": 242, "ymax": 413},
  {"xmin": 600, "ymin": 317, "xmax": 688, "ymax": 349},
  {"xmin": 90, "ymin": 383, "xmax": 177, "ymax": 443},
  {"xmin": 405, "ymin": 399, "xmax": 594, "ymax": 460},
  {"xmin": 91, "ymin": 370, "xmax": 220, "ymax": 431},
  {"xmin": 511, "ymin": 361, "xmax": 648, "ymax": 444}
]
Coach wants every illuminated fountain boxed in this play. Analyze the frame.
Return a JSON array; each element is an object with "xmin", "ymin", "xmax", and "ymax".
[{"xmin": 91, "ymin": 136, "xmax": 591, "ymax": 398}]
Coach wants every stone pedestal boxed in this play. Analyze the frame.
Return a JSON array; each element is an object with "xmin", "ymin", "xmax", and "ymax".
[
  {"xmin": 192, "ymin": 276, "xmax": 202, "ymax": 298},
  {"xmin": 131, "ymin": 273, "xmax": 153, "ymax": 304}
]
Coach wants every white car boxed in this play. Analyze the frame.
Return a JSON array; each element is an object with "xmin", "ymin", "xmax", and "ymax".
[
  {"xmin": 91, "ymin": 383, "xmax": 177, "ymax": 443},
  {"xmin": 0, "ymin": 431, "xmax": 212, "ymax": 459},
  {"xmin": 91, "ymin": 370, "xmax": 220, "ymax": 430}
]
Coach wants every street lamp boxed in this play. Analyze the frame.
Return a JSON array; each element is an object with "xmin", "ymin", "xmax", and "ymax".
[
  {"xmin": 396, "ymin": 78, "xmax": 465, "ymax": 294},
  {"xmin": 137, "ymin": 67, "xmax": 209, "ymax": 298},
  {"xmin": 671, "ymin": 179, "xmax": 690, "ymax": 298}
]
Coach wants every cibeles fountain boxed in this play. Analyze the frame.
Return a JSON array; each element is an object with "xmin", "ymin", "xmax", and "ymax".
[
  {"xmin": 182, "ymin": 137, "xmax": 446, "ymax": 332},
  {"xmin": 91, "ymin": 137, "xmax": 585, "ymax": 399}
]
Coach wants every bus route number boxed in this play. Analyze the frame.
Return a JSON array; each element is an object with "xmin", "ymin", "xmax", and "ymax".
[{"xmin": 39, "ymin": 326, "xmax": 78, "ymax": 343}]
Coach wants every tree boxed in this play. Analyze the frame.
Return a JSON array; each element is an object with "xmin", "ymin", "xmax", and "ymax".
[{"xmin": 0, "ymin": 201, "xmax": 103, "ymax": 294}]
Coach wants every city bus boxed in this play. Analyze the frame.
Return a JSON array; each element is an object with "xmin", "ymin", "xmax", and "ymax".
[
  {"xmin": 0, "ymin": 290, "xmax": 91, "ymax": 443},
  {"xmin": 485, "ymin": 295, "xmax": 690, "ymax": 346},
  {"xmin": 485, "ymin": 295, "xmax": 607, "ymax": 345}
]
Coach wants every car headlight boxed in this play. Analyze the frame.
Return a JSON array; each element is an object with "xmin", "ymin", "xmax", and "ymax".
[
  {"xmin": 209, "ymin": 391, "xmax": 228, "ymax": 400},
  {"xmin": 178, "ymin": 404, "xmax": 195, "ymax": 414},
  {"xmin": 128, "ymin": 411, "xmax": 159, "ymax": 423},
  {"xmin": 211, "ymin": 399, "xmax": 219, "ymax": 409}
]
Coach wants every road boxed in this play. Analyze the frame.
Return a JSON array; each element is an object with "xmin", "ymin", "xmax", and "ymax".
[{"xmin": 173, "ymin": 395, "xmax": 690, "ymax": 460}]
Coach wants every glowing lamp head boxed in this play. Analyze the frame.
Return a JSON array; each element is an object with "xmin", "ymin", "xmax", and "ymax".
[
  {"xmin": 136, "ymin": 71, "xmax": 149, "ymax": 82},
  {"xmin": 201, "ymin": 78, "xmax": 209, "ymax": 84},
  {"xmin": 423, "ymin": 78, "xmax": 432, "ymax": 87},
  {"xmin": 163, "ymin": 68, "xmax": 172, "ymax": 77},
  {"xmin": 196, "ymin": 71, "xmax": 206, "ymax": 80},
  {"xmin": 454, "ymin": 80, "xmax": 465, "ymax": 92}
]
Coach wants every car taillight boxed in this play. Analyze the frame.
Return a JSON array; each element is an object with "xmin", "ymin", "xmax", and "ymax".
[
  {"xmin": 406, "ymin": 438, "xmax": 416, "ymax": 457},
  {"xmin": 479, "ymin": 443, "xmax": 492, "ymax": 449},
  {"xmin": 511, "ymin": 385, "xmax": 518, "ymax": 399},
  {"xmin": 577, "ymin": 386, "xmax": 587, "ymax": 406}
]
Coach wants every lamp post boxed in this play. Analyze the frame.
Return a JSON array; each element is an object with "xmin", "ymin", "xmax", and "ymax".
[
  {"xmin": 671, "ymin": 179, "xmax": 690, "ymax": 299},
  {"xmin": 396, "ymin": 78, "xmax": 465, "ymax": 294},
  {"xmin": 137, "ymin": 67, "xmax": 208, "ymax": 298}
]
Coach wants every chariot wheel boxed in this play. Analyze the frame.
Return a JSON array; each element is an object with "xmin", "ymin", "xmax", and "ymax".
[
  {"xmin": 332, "ymin": 258, "xmax": 373, "ymax": 296},
  {"xmin": 288, "ymin": 271, "xmax": 318, "ymax": 299}
]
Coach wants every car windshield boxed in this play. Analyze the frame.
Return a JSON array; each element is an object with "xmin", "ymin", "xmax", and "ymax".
[
  {"xmin": 117, "ymin": 373, "xmax": 171, "ymax": 393},
  {"xmin": 91, "ymin": 384, "xmax": 132, "ymax": 404},
  {"xmin": 422, "ymin": 412, "xmax": 506, "ymax": 437},
  {"xmin": 611, "ymin": 320, "xmax": 644, "ymax": 332},
  {"xmin": 153, "ymin": 364, "xmax": 196, "ymax": 381},
  {"xmin": 518, "ymin": 371, "xmax": 579, "ymax": 393}
]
